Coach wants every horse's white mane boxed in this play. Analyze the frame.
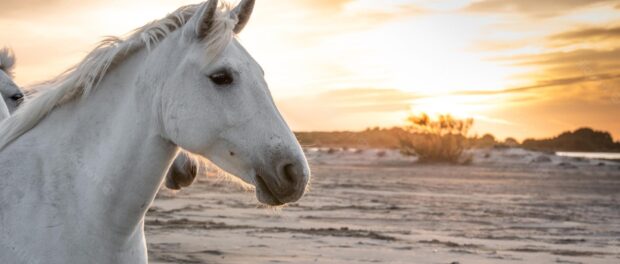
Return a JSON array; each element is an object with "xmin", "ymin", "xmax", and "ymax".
[
  {"xmin": 0, "ymin": 47, "xmax": 16, "ymax": 77},
  {"xmin": 0, "ymin": 3, "xmax": 236, "ymax": 150}
]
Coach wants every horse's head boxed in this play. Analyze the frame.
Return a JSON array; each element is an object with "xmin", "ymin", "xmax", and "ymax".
[
  {"xmin": 155, "ymin": 0, "xmax": 310, "ymax": 205},
  {"xmin": 0, "ymin": 48, "xmax": 24, "ymax": 113}
]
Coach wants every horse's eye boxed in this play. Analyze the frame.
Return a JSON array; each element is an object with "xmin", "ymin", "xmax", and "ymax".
[
  {"xmin": 10, "ymin": 93, "xmax": 24, "ymax": 103},
  {"xmin": 209, "ymin": 71, "xmax": 233, "ymax": 86}
]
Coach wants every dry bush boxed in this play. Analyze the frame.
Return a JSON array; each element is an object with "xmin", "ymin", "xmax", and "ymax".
[{"xmin": 399, "ymin": 113, "xmax": 473, "ymax": 164}]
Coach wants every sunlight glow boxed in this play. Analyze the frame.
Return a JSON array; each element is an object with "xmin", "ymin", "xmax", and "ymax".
[
  {"xmin": 319, "ymin": 14, "xmax": 520, "ymax": 94},
  {"xmin": 410, "ymin": 95, "xmax": 496, "ymax": 119},
  {"xmin": 1, "ymin": 0, "xmax": 619, "ymax": 140}
]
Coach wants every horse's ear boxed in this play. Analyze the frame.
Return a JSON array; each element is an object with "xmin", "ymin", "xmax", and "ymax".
[
  {"xmin": 0, "ymin": 47, "xmax": 16, "ymax": 76},
  {"xmin": 232, "ymin": 0, "xmax": 255, "ymax": 34},
  {"xmin": 186, "ymin": 0, "xmax": 219, "ymax": 40}
]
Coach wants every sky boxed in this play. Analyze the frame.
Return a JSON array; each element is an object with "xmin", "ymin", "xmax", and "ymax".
[{"xmin": 1, "ymin": 0, "xmax": 619, "ymax": 141}]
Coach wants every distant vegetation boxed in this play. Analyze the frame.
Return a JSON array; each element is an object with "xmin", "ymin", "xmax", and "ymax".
[
  {"xmin": 522, "ymin": 128, "xmax": 620, "ymax": 152},
  {"xmin": 296, "ymin": 125, "xmax": 620, "ymax": 153}
]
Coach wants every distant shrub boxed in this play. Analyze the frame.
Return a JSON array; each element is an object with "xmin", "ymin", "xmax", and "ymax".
[
  {"xmin": 493, "ymin": 137, "xmax": 519, "ymax": 149},
  {"xmin": 399, "ymin": 113, "xmax": 473, "ymax": 164},
  {"xmin": 469, "ymin": 133, "xmax": 497, "ymax": 148},
  {"xmin": 504, "ymin": 137, "xmax": 519, "ymax": 147}
]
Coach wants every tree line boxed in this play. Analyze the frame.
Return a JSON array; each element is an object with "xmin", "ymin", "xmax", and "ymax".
[{"xmin": 295, "ymin": 114, "xmax": 620, "ymax": 163}]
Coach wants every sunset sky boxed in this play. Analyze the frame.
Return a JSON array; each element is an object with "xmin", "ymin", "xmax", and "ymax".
[{"xmin": 1, "ymin": 0, "xmax": 619, "ymax": 140}]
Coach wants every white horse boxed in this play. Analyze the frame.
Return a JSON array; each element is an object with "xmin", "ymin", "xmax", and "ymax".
[
  {"xmin": 1, "ymin": 48, "xmax": 198, "ymax": 189},
  {"xmin": 0, "ymin": 48, "xmax": 25, "ymax": 118},
  {"xmin": 0, "ymin": 1, "xmax": 310, "ymax": 263}
]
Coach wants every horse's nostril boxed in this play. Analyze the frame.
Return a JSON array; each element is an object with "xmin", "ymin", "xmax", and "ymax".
[
  {"xmin": 262, "ymin": 161, "xmax": 309, "ymax": 204},
  {"xmin": 283, "ymin": 163, "xmax": 296, "ymax": 183}
]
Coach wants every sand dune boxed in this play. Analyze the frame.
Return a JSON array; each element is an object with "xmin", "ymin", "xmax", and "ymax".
[{"xmin": 146, "ymin": 148, "xmax": 620, "ymax": 264}]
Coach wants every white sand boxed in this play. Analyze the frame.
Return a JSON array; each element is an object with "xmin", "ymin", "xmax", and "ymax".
[{"xmin": 146, "ymin": 148, "xmax": 620, "ymax": 264}]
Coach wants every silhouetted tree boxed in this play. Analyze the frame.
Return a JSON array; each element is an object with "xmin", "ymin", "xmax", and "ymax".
[{"xmin": 399, "ymin": 113, "xmax": 474, "ymax": 163}]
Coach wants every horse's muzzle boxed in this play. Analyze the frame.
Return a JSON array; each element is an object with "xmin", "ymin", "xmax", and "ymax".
[{"xmin": 255, "ymin": 160, "xmax": 310, "ymax": 206}]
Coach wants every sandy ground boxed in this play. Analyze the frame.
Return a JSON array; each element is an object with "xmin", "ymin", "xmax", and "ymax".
[{"xmin": 146, "ymin": 148, "xmax": 620, "ymax": 264}]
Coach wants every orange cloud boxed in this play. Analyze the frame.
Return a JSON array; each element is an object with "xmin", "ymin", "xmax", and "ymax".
[
  {"xmin": 454, "ymin": 73, "xmax": 620, "ymax": 96},
  {"xmin": 297, "ymin": 0, "xmax": 352, "ymax": 13},
  {"xmin": 464, "ymin": 0, "xmax": 615, "ymax": 18},
  {"xmin": 550, "ymin": 25, "xmax": 620, "ymax": 41}
]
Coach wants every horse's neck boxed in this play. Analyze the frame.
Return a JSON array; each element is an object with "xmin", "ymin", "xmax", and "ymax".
[{"xmin": 15, "ymin": 49, "xmax": 178, "ymax": 238}]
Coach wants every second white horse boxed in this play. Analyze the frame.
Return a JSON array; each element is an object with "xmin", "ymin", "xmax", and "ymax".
[{"xmin": 0, "ymin": 48, "xmax": 24, "ymax": 119}]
